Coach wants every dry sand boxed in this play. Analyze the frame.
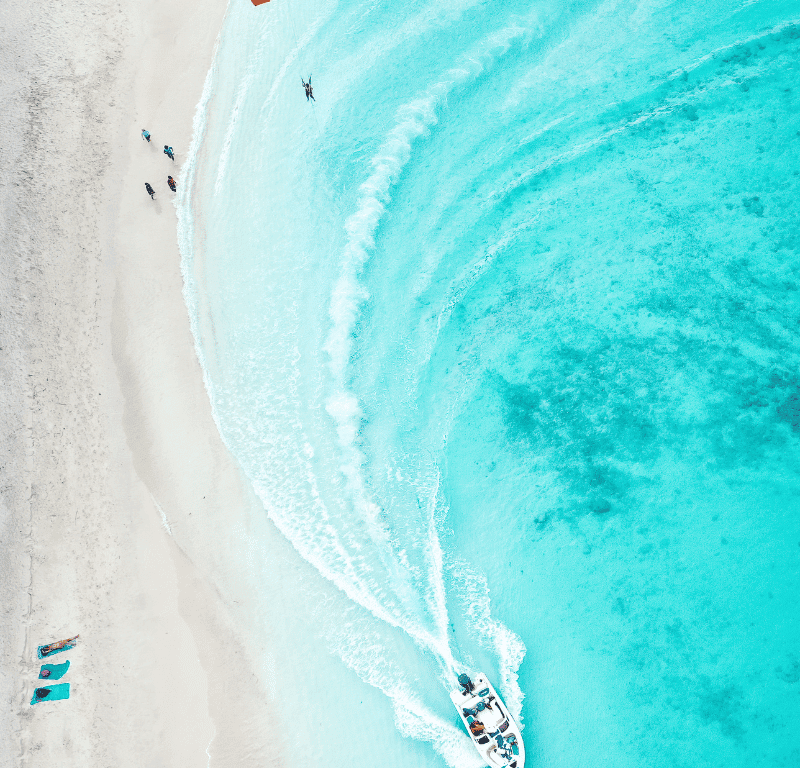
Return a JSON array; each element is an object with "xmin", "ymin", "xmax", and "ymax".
[{"xmin": 0, "ymin": 0, "xmax": 285, "ymax": 765}]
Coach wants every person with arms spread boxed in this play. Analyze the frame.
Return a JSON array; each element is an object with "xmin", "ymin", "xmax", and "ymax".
[{"xmin": 301, "ymin": 75, "xmax": 315, "ymax": 102}]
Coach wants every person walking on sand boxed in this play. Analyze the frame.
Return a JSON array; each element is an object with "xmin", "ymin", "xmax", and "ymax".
[
  {"xmin": 141, "ymin": 128, "xmax": 151, "ymax": 142},
  {"xmin": 164, "ymin": 145, "xmax": 174, "ymax": 161},
  {"xmin": 301, "ymin": 75, "xmax": 314, "ymax": 102},
  {"xmin": 145, "ymin": 182, "xmax": 155, "ymax": 199},
  {"xmin": 167, "ymin": 176, "xmax": 176, "ymax": 192}
]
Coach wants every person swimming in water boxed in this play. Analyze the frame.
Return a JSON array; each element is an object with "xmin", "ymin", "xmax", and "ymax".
[{"xmin": 301, "ymin": 75, "xmax": 315, "ymax": 102}]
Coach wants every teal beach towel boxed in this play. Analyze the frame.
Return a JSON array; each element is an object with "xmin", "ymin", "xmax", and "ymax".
[
  {"xmin": 39, "ymin": 661, "xmax": 70, "ymax": 680},
  {"xmin": 37, "ymin": 635, "xmax": 78, "ymax": 659},
  {"xmin": 30, "ymin": 683, "xmax": 70, "ymax": 705}
]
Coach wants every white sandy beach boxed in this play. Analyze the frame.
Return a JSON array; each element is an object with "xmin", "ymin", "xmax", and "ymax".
[{"xmin": 0, "ymin": 0, "xmax": 285, "ymax": 765}]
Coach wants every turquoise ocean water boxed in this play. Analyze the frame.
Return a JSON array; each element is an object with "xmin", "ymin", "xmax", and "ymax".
[{"xmin": 177, "ymin": 0, "xmax": 800, "ymax": 765}]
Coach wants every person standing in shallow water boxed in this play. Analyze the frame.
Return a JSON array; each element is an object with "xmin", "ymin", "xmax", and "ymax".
[
  {"xmin": 301, "ymin": 75, "xmax": 314, "ymax": 102},
  {"xmin": 145, "ymin": 182, "xmax": 155, "ymax": 199},
  {"xmin": 141, "ymin": 129, "xmax": 150, "ymax": 142},
  {"xmin": 167, "ymin": 176, "xmax": 176, "ymax": 192},
  {"xmin": 164, "ymin": 145, "xmax": 174, "ymax": 161}
]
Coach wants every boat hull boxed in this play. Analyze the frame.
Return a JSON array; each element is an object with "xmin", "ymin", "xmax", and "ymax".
[{"xmin": 450, "ymin": 673, "xmax": 525, "ymax": 768}]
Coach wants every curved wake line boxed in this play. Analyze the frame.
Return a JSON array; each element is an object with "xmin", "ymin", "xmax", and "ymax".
[
  {"xmin": 324, "ymin": 21, "xmax": 529, "ymax": 384},
  {"xmin": 665, "ymin": 16, "xmax": 800, "ymax": 80},
  {"xmin": 498, "ymin": 17, "xmax": 800, "ymax": 204},
  {"xmin": 321, "ymin": 23, "xmax": 531, "ymax": 680}
]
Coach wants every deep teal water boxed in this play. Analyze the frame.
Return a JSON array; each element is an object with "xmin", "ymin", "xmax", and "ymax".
[{"xmin": 179, "ymin": 0, "xmax": 800, "ymax": 765}]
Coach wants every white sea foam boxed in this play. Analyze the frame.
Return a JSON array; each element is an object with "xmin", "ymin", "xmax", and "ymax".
[
  {"xmin": 179, "ymin": 7, "xmax": 530, "ymax": 765},
  {"xmin": 326, "ymin": 602, "xmax": 484, "ymax": 768},
  {"xmin": 180, "ymin": 4, "xmax": 531, "ymax": 680},
  {"xmin": 320, "ymin": 26, "xmax": 532, "ymax": 679},
  {"xmin": 176, "ymin": 9, "xmax": 225, "ymax": 403},
  {"xmin": 452, "ymin": 566, "xmax": 526, "ymax": 724}
]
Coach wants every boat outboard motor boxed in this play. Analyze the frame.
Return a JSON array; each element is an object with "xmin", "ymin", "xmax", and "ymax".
[{"xmin": 458, "ymin": 673, "xmax": 475, "ymax": 695}]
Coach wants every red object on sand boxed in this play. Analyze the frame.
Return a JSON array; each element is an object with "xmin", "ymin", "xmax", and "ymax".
[{"xmin": 251, "ymin": 0, "xmax": 270, "ymax": 5}]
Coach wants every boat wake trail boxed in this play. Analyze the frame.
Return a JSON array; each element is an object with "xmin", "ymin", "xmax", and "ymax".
[
  {"xmin": 315, "ymin": 23, "xmax": 529, "ymax": 760},
  {"xmin": 178, "ymin": 5, "xmax": 531, "ymax": 766}
]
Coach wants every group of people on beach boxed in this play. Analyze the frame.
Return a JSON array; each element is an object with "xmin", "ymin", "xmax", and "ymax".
[{"xmin": 141, "ymin": 129, "xmax": 176, "ymax": 199}]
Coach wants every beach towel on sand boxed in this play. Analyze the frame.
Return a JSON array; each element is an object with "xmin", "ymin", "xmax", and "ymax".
[
  {"xmin": 37, "ymin": 635, "xmax": 78, "ymax": 659},
  {"xmin": 31, "ymin": 683, "xmax": 70, "ymax": 705},
  {"xmin": 39, "ymin": 661, "xmax": 70, "ymax": 680}
]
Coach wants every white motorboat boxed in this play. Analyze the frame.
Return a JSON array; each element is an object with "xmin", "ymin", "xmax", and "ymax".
[{"xmin": 450, "ymin": 673, "xmax": 524, "ymax": 768}]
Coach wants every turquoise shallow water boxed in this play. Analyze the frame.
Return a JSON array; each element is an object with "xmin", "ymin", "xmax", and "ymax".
[{"xmin": 179, "ymin": 0, "xmax": 800, "ymax": 765}]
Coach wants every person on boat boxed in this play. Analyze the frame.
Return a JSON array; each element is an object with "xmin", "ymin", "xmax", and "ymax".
[
  {"xmin": 164, "ymin": 145, "xmax": 175, "ymax": 161},
  {"xmin": 167, "ymin": 176, "xmax": 176, "ymax": 192},
  {"xmin": 301, "ymin": 75, "xmax": 315, "ymax": 102},
  {"xmin": 145, "ymin": 182, "xmax": 155, "ymax": 199},
  {"xmin": 469, "ymin": 720, "xmax": 485, "ymax": 736},
  {"xmin": 141, "ymin": 129, "xmax": 151, "ymax": 142}
]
